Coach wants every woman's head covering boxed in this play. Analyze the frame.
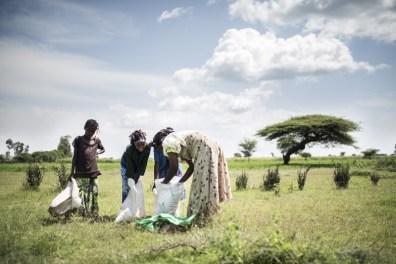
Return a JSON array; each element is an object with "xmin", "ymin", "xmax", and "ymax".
[
  {"xmin": 129, "ymin": 129, "xmax": 147, "ymax": 143},
  {"xmin": 152, "ymin": 127, "xmax": 174, "ymax": 147}
]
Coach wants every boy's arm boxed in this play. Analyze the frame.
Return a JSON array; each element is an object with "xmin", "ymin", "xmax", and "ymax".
[
  {"xmin": 69, "ymin": 137, "xmax": 78, "ymax": 180},
  {"xmin": 97, "ymin": 138, "xmax": 105, "ymax": 155}
]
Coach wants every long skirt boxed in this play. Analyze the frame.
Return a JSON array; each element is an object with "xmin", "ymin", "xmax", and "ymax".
[{"xmin": 186, "ymin": 137, "xmax": 232, "ymax": 221}]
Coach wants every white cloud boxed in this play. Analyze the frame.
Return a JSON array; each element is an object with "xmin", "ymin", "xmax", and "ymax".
[
  {"xmin": 159, "ymin": 87, "xmax": 273, "ymax": 114},
  {"xmin": 157, "ymin": 7, "xmax": 193, "ymax": 23},
  {"xmin": 0, "ymin": 39, "xmax": 170, "ymax": 104},
  {"xmin": 174, "ymin": 28, "xmax": 379, "ymax": 83},
  {"xmin": 229, "ymin": 0, "xmax": 396, "ymax": 42}
]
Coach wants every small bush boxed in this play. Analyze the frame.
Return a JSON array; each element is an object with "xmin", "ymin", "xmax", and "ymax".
[
  {"xmin": 53, "ymin": 162, "xmax": 69, "ymax": 189},
  {"xmin": 300, "ymin": 152, "xmax": 312, "ymax": 160},
  {"xmin": 333, "ymin": 164, "xmax": 350, "ymax": 188},
  {"xmin": 375, "ymin": 156, "xmax": 396, "ymax": 172},
  {"xmin": 263, "ymin": 167, "xmax": 280, "ymax": 191},
  {"xmin": 297, "ymin": 166, "xmax": 311, "ymax": 190},
  {"xmin": 236, "ymin": 171, "xmax": 248, "ymax": 191},
  {"xmin": 25, "ymin": 164, "xmax": 44, "ymax": 190},
  {"xmin": 370, "ymin": 172, "xmax": 380, "ymax": 185}
]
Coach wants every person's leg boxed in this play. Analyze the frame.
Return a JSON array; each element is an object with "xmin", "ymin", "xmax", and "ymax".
[
  {"xmin": 121, "ymin": 169, "xmax": 129, "ymax": 203},
  {"xmin": 135, "ymin": 177, "xmax": 145, "ymax": 217},
  {"xmin": 76, "ymin": 178, "xmax": 90, "ymax": 217},
  {"xmin": 90, "ymin": 178, "xmax": 99, "ymax": 216}
]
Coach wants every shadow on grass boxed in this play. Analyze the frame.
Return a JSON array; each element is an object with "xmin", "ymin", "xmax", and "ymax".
[
  {"xmin": 283, "ymin": 162, "xmax": 336, "ymax": 168},
  {"xmin": 41, "ymin": 214, "xmax": 116, "ymax": 226}
]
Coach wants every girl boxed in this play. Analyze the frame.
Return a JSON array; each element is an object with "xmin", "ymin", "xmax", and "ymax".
[{"xmin": 120, "ymin": 129, "xmax": 151, "ymax": 217}]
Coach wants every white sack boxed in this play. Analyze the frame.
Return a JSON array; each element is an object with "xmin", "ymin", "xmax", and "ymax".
[
  {"xmin": 49, "ymin": 177, "xmax": 82, "ymax": 216},
  {"xmin": 154, "ymin": 177, "xmax": 185, "ymax": 216},
  {"xmin": 115, "ymin": 178, "xmax": 145, "ymax": 223}
]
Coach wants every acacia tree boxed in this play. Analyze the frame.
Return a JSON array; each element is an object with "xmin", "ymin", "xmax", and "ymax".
[
  {"xmin": 239, "ymin": 138, "xmax": 257, "ymax": 161},
  {"xmin": 256, "ymin": 115, "xmax": 359, "ymax": 165}
]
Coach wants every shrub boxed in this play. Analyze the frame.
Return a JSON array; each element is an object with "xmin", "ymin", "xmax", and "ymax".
[
  {"xmin": 370, "ymin": 172, "xmax": 380, "ymax": 185},
  {"xmin": 31, "ymin": 150, "xmax": 60, "ymax": 162},
  {"xmin": 53, "ymin": 162, "xmax": 69, "ymax": 189},
  {"xmin": 25, "ymin": 164, "xmax": 44, "ymax": 190},
  {"xmin": 297, "ymin": 166, "xmax": 311, "ymax": 190},
  {"xmin": 333, "ymin": 164, "xmax": 350, "ymax": 188},
  {"xmin": 375, "ymin": 156, "xmax": 396, "ymax": 172},
  {"xmin": 233, "ymin": 153, "xmax": 242, "ymax": 158},
  {"xmin": 263, "ymin": 167, "xmax": 280, "ymax": 191},
  {"xmin": 235, "ymin": 171, "xmax": 248, "ymax": 191},
  {"xmin": 300, "ymin": 152, "xmax": 312, "ymax": 160},
  {"xmin": 361, "ymin": 148, "xmax": 379, "ymax": 159},
  {"xmin": 13, "ymin": 153, "xmax": 33, "ymax": 163}
]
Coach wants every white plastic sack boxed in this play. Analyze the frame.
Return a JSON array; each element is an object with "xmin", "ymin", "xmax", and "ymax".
[
  {"xmin": 49, "ymin": 177, "xmax": 82, "ymax": 216},
  {"xmin": 154, "ymin": 176, "xmax": 185, "ymax": 216},
  {"xmin": 114, "ymin": 178, "xmax": 145, "ymax": 223}
]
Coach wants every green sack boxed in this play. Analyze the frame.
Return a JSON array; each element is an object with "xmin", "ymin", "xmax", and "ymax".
[{"xmin": 136, "ymin": 213, "xmax": 196, "ymax": 232}]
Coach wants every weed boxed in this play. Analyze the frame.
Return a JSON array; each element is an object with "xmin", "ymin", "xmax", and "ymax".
[
  {"xmin": 334, "ymin": 163, "xmax": 350, "ymax": 188},
  {"xmin": 236, "ymin": 171, "xmax": 249, "ymax": 191},
  {"xmin": 263, "ymin": 166, "xmax": 280, "ymax": 191}
]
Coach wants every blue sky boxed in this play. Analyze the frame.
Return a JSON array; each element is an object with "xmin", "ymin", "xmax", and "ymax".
[{"xmin": 0, "ymin": 0, "xmax": 395, "ymax": 158}]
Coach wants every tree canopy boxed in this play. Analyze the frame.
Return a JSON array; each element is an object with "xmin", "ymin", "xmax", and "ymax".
[
  {"xmin": 239, "ymin": 138, "xmax": 257, "ymax": 159},
  {"xmin": 57, "ymin": 135, "xmax": 72, "ymax": 157},
  {"xmin": 256, "ymin": 115, "xmax": 359, "ymax": 164}
]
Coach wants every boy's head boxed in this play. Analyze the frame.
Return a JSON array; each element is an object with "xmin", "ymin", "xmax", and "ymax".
[
  {"xmin": 84, "ymin": 119, "xmax": 99, "ymax": 138},
  {"xmin": 130, "ymin": 129, "xmax": 147, "ymax": 152}
]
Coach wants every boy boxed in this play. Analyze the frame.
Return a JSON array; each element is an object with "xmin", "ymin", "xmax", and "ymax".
[{"xmin": 70, "ymin": 119, "xmax": 105, "ymax": 217}]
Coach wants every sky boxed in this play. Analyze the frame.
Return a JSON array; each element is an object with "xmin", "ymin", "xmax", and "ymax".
[{"xmin": 0, "ymin": 0, "xmax": 395, "ymax": 158}]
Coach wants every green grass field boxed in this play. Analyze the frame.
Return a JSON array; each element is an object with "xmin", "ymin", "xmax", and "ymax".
[{"xmin": 1, "ymin": 157, "xmax": 395, "ymax": 263}]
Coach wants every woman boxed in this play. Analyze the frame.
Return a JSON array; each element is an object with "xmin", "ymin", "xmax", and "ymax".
[
  {"xmin": 120, "ymin": 129, "xmax": 151, "ymax": 217},
  {"xmin": 152, "ymin": 128, "xmax": 232, "ymax": 221}
]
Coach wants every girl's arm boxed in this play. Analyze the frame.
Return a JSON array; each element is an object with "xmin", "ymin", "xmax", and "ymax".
[
  {"xmin": 161, "ymin": 153, "xmax": 179, "ymax": 184},
  {"xmin": 179, "ymin": 159, "xmax": 194, "ymax": 183}
]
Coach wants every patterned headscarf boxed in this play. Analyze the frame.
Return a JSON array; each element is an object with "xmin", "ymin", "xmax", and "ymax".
[
  {"xmin": 152, "ymin": 127, "xmax": 174, "ymax": 147},
  {"xmin": 129, "ymin": 129, "xmax": 147, "ymax": 143}
]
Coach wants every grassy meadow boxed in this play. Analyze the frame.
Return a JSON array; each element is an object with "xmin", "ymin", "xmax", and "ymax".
[{"xmin": 0, "ymin": 156, "xmax": 395, "ymax": 263}]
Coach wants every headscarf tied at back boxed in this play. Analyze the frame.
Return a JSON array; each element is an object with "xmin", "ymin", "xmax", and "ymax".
[
  {"xmin": 152, "ymin": 127, "xmax": 174, "ymax": 147},
  {"xmin": 130, "ymin": 129, "xmax": 147, "ymax": 143}
]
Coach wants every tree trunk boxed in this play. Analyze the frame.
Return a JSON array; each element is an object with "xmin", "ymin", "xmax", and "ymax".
[{"xmin": 283, "ymin": 154, "xmax": 290, "ymax": 165}]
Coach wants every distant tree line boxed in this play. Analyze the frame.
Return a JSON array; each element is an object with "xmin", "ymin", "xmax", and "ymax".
[{"xmin": 0, "ymin": 136, "xmax": 72, "ymax": 163}]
